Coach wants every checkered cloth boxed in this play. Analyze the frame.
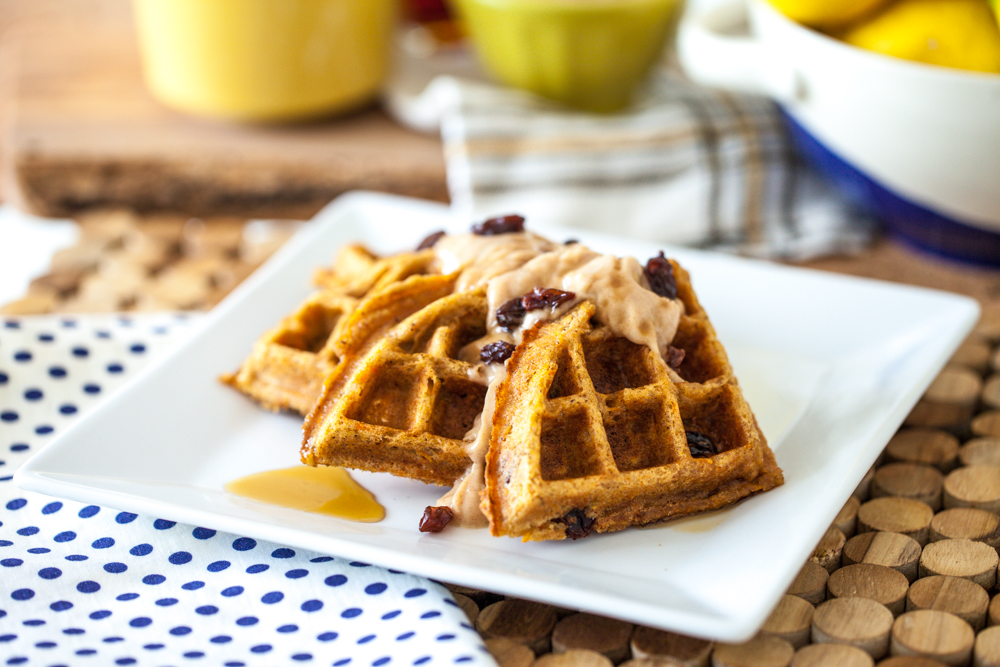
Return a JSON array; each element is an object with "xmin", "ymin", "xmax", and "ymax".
[{"xmin": 389, "ymin": 64, "xmax": 874, "ymax": 261}]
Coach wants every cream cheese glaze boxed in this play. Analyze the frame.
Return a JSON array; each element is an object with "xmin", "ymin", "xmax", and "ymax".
[{"xmin": 430, "ymin": 231, "xmax": 685, "ymax": 528}]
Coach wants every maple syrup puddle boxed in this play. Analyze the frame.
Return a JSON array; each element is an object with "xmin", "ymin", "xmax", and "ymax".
[{"xmin": 225, "ymin": 466, "xmax": 385, "ymax": 522}]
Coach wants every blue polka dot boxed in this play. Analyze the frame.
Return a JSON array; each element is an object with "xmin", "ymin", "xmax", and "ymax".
[
  {"xmin": 35, "ymin": 424, "xmax": 54, "ymax": 435},
  {"xmin": 63, "ymin": 628, "xmax": 84, "ymax": 635},
  {"xmin": 107, "ymin": 363, "xmax": 124, "ymax": 374},
  {"xmin": 182, "ymin": 581, "xmax": 204, "ymax": 590},
  {"xmin": 365, "ymin": 583, "xmax": 387, "ymax": 595},
  {"xmin": 37, "ymin": 332, "xmax": 54, "ymax": 341},
  {"xmin": 130, "ymin": 617, "xmax": 152, "ymax": 628},
  {"xmin": 221, "ymin": 586, "xmax": 243, "ymax": 597},
  {"xmin": 0, "ymin": 634, "xmax": 15, "ymax": 642},
  {"xmin": 23, "ymin": 620, "xmax": 44, "ymax": 627},
  {"xmin": 225, "ymin": 663, "xmax": 245, "ymax": 667},
  {"xmin": 0, "ymin": 540, "xmax": 11, "ymax": 547},
  {"xmin": 72, "ymin": 347, "xmax": 89, "ymax": 358},
  {"xmin": 41, "ymin": 502, "xmax": 62, "ymax": 514},
  {"xmin": 232, "ymin": 537, "xmax": 256, "ymax": 551},
  {"xmin": 78, "ymin": 506, "xmax": 100, "ymax": 518},
  {"xmin": 196, "ymin": 605, "xmax": 219, "ymax": 615},
  {"xmin": 271, "ymin": 548, "xmax": 295, "ymax": 559},
  {"xmin": 277, "ymin": 625, "xmax": 298, "ymax": 633},
  {"xmin": 50, "ymin": 601, "xmax": 73, "ymax": 612},
  {"xmin": 155, "ymin": 598, "xmax": 177, "ymax": 607},
  {"xmin": 17, "ymin": 526, "xmax": 39, "ymax": 536},
  {"xmin": 342, "ymin": 608, "xmax": 362, "ymax": 619},
  {"xmin": 261, "ymin": 592, "xmax": 283, "ymax": 604},
  {"xmin": 83, "ymin": 383, "xmax": 101, "ymax": 394},
  {"xmin": 436, "ymin": 634, "xmax": 456, "ymax": 641},
  {"xmin": 104, "ymin": 563, "xmax": 127, "ymax": 574},
  {"xmin": 325, "ymin": 574, "xmax": 347, "ymax": 587},
  {"xmin": 59, "ymin": 404, "xmax": 78, "ymax": 415},
  {"xmin": 318, "ymin": 632, "xmax": 339, "ymax": 642},
  {"xmin": 49, "ymin": 366, "xmax": 67, "ymax": 378},
  {"xmin": 349, "ymin": 562, "xmax": 370, "ymax": 567},
  {"xmin": 1, "ymin": 411, "xmax": 18, "ymax": 423},
  {"xmin": 60, "ymin": 319, "xmax": 76, "ymax": 328},
  {"xmin": 301, "ymin": 600, "xmax": 323, "ymax": 612},
  {"xmin": 286, "ymin": 569, "xmax": 308, "ymax": 579},
  {"xmin": 77, "ymin": 649, "xmax": 97, "ymax": 656},
  {"xmin": 14, "ymin": 351, "xmax": 32, "ymax": 362},
  {"xmin": 130, "ymin": 344, "xmax": 146, "ymax": 354},
  {"xmin": 5, "ymin": 499, "xmax": 26, "ymax": 510},
  {"xmin": 192, "ymin": 527, "xmax": 216, "ymax": 539},
  {"xmin": 373, "ymin": 658, "xmax": 391, "ymax": 666},
  {"xmin": 334, "ymin": 659, "xmax": 351, "ymax": 666},
  {"xmin": 36, "ymin": 640, "xmax": 57, "ymax": 648},
  {"xmin": 1, "ymin": 559, "xmax": 22, "ymax": 567},
  {"xmin": 292, "ymin": 655, "xmax": 312, "ymax": 662},
  {"xmin": 91, "ymin": 537, "xmax": 114, "ymax": 549},
  {"xmin": 129, "ymin": 544, "xmax": 152, "ymax": 556},
  {"xmin": 382, "ymin": 611, "xmax": 401, "ymax": 620},
  {"xmin": 210, "ymin": 635, "xmax": 232, "ymax": 644},
  {"xmin": 0, "ymin": 372, "xmax": 6, "ymax": 384},
  {"xmin": 8, "ymin": 658, "xmax": 27, "ymax": 665},
  {"xmin": 207, "ymin": 560, "xmax": 230, "ymax": 572},
  {"xmin": 250, "ymin": 645, "xmax": 272, "ymax": 654},
  {"xmin": 11, "ymin": 589, "xmax": 34, "ymax": 601},
  {"xmin": 396, "ymin": 632, "xmax": 414, "ymax": 641},
  {"xmin": 38, "ymin": 567, "xmax": 62, "ymax": 579},
  {"xmin": 95, "ymin": 330, "xmax": 111, "ymax": 339},
  {"xmin": 455, "ymin": 657, "xmax": 473, "ymax": 663},
  {"xmin": 115, "ymin": 512, "xmax": 137, "ymax": 524},
  {"xmin": 54, "ymin": 532, "xmax": 76, "ymax": 543},
  {"xmin": 142, "ymin": 575, "xmax": 165, "ymax": 585},
  {"xmin": 236, "ymin": 617, "xmax": 258, "ymax": 626},
  {"xmin": 310, "ymin": 556, "xmax": 334, "ymax": 563},
  {"xmin": 152, "ymin": 519, "xmax": 175, "ymax": 530},
  {"xmin": 117, "ymin": 593, "xmax": 139, "ymax": 601},
  {"xmin": 10, "ymin": 444, "xmax": 28, "ymax": 452},
  {"xmin": 413, "ymin": 658, "xmax": 430, "ymax": 666},
  {"xmin": 246, "ymin": 564, "xmax": 269, "ymax": 574},
  {"xmin": 89, "ymin": 610, "xmax": 111, "ymax": 620},
  {"xmin": 170, "ymin": 626, "xmax": 191, "ymax": 636},
  {"xmin": 358, "ymin": 635, "xmax": 376, "ymax": 645},
  {"xmin": 115, "ymin": 658, "xmax": 136, "ymax": 665},
  {"xmin": 405, "ymin": 589, "xmax": 427, "ymax": 598},
  {"xmin": 104, "ymin": 636, "xmax": 125, "ymax": 643},
  {"xmin": 24, "ymin": 389, "xmax": 43, "ymax": 401},
  {"xmin": 169, "ymin": 551, "xmax": 192, "ymax": 565},
  {"xmin": 421, "ymin": 611, "xmax": 441, "ymax": 619}
]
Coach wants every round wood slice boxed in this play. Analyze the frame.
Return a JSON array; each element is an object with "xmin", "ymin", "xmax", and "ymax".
[
  {"xmin": 761, "ymin": 595, "xmax": 815, "ymax": 649},
  {"xmin": 905, "ymin": 575, "xmax": 989, "ymax": 632},
  {"xmin": 711, "ymin": 635, "xmax": 794, "ymax": 667},
  {"xmin": 951, "ymin": 339, "xmax": 992, "ymax": 375},
  {"xmin": 477, "ymin": 599, "xmax": 559, "ymax": 654},
  {"xmin": 990, "ymin": 593, "xmax": 1000, "ymax": 627},
  {"xmin": 890, "ymin": 610, "xmax": 974, "ymax": 667},
  {"xmin": 826, "ymin": 563, "xmax": 909, "ymax": 617},
  {"xmin": 834, "ymin": 497, "xmax": 862, "ymax": 539},
  {"xmin": 972, "ymin": 412, "xmax": 1000, "ymax": 440},
  {"xmin": 445, "ymin": 583, "xmax": 505, "ymax": 609},
  {"xmin": 453, "ymin": 592, "xmax": 480, "ymax": 625},
  {"xmin": 975, "ymin": 626, "xmax": 1000, "ymax": 667},
  {"xmin": 786, "ymin": 561, "xmax": 829, "ymax": 606},
  {"xmin": 858, "ymin": 498, "xmax": 934, "ymax": 546},
  {"xmin": 905, "ymin": 367, "xmax": 981, "ymax": 429},
  {"xmin": 876, "ymin": 656, "xmax": 953, "ymax": 667},
  {"xmin": 534, "ymin": 649, "xmax": 615, "ymax": 667},
  {"xmin": 791, "ymin": 643, "xmax": 873, "ymax": 667},
  {"xmin": 551, "ymin": 613, "xmax": 634, "ymax": 664},
  {"xmin": 630, "ymin": 626, "xmax": 713, "ymax": 666},
  {"xmin": 929, "ymin": 507, "xmax": 1000, "ymax": 552},
  {"xmin": 885, "ymin": 429, "xmax": 960, "ymax": 473},
  {"xmin": 943, "ymin": 465, "xmax": 1000, "ymax": 514},
  {"xmin": 811, "ymin": 527, "xmax": 847, "ymax": 573},
  {"xmin": 811, "ymin": 597, "xmax": 894, "ymax": 659},
  {"xmin": 959, "ymin": 438, "xmax": 1000, "ymax": 468},
  {"xmin": 975, "ymin": 309, "xmax": 1000, "ymax": 344},
  {"xmin": 918, "ymin": 538, "xmax": 999, "ymax": 590},
  {"xmin": 872, "ymin": 463, "xmax": 945, "ymax": 512},
  {"xmin": 982, "ymin": 375, "xmax": 1000, "ymax": 411},
  {"xmin": 842, "ymin": 532, "xmax": 923, "ymax": 583},
  {"xmin": 486, "ymin": 638, "xmax": 536, "ymax": 667},
  {"xmin": 855, "ymin": 467, "xmax": 877, "ymax": 502}
]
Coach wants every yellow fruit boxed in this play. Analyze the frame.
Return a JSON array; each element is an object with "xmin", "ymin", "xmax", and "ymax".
[
  {"xmin": 838, "ymin": 0, "xmax": 1000, "ymax": 73},
  {"xmin": 766, "ymin": 0, "xmax": 893, "ymax": 29}
]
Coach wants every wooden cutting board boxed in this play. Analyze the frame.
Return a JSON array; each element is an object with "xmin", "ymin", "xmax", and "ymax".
[{"xmin": 0, "ymin": 12, "xmax": 448, "ymax": 219}]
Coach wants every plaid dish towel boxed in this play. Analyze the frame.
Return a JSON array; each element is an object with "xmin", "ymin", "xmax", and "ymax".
[{"xmin": 388, "ymin": 57, "xmax": 874, "ymax": 261}]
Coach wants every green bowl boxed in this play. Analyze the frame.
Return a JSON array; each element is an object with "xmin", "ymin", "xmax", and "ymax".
[{"xmin": 450, "ymin": 0, "xmax": 684, "ymax": 112}]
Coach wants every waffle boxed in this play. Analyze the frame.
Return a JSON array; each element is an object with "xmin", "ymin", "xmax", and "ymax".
[
  {"xmin": 300, "ymin": 274, "xmax": 488, "ymax": 486},
  {"xmin": 483, "ymin": 284, "xmax": 782, "ymax": 540},
  {"xmin": 222, "ymin": 245, "xmax": 437, "ymax": 414}
]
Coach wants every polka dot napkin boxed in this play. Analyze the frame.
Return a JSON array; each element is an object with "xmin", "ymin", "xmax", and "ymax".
[{"xmin": 0, "ymin": 315, "xmax": 494, "ymax": 667}]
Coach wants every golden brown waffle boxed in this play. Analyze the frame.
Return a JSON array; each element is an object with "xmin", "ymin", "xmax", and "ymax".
[
  {"xmin": 301, "ymin": 274, "xmax": 488, "ymax": 486},
  {"xmin": 222, "ymin": 245, "xmax": 438, "ymax": 414},
  {"xmin": 483, "ymin": 279, "xmax": 782, "ymax": 541}
]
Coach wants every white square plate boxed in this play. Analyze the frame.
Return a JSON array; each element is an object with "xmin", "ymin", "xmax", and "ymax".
[{"xmin": 16, "ymin": 192, "xmax": 979, "ymax": 641}]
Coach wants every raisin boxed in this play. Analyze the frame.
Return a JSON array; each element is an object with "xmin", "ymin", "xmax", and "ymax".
[
  {"xmin": 564, "ymin": 238, "xmax": 579, "ymax": 245},
  {"xmin": 521, "ymin": 287, "xmax": 575, "ymax": 312},
  {"xmin": 644, "ymin": 251, "xmax": 677, "ymax": 299},
  {"xmin": 416, "ymin": 230, "xmax": 446, "ymax": 250},
  {"xmin": 471, "ymin": 214, "xmax": 525, "ymax": 236},
  {"xmin": 686, "ymin": 431, "xmax": 716, "ymax": 458},
  {"xmin": 667, "ymin": 346, "xmax": 685, "ymax": 371},
  {"xmin": 418, "ymin": 506, "xmax": 454, "ymax": 533},
  {"xmin": 553, "ymin": 508, "xmax": 596, "ymax": 540},
  {"xmin": 480, "ymin": 341, "xmax": 515, "ymax": 364},
  {"xmin": 496, "ymin": 297, "xmax": 527, "ymax": 332}
]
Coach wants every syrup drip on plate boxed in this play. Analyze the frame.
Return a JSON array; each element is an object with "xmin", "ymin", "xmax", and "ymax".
[{"xmin": 225, "ymin": 466, "xmax": 384, "ymax": 522}]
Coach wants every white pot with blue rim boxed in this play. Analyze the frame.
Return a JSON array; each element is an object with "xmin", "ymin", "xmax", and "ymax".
[{"xmin": 676, "ymin": 0, "xmax": 1000, "ymax": 265}]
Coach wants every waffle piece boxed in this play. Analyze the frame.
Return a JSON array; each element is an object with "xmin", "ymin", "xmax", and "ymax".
[
  {"xmin": 301, "ymin": 275, "xmax": 488, "ymax": 486},
  {"xmin": 483, "ymin": 296, "xmax": 782, "ymax": 541},
  {"xmin": 223, "ymin": 245, "xmax": 438, "ymax": 414}
]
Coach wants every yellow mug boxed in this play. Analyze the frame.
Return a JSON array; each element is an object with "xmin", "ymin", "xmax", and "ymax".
[{"xmin": 133, "ymin": 0, "xmax": 396, "ymax": 122}]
